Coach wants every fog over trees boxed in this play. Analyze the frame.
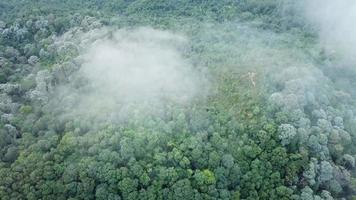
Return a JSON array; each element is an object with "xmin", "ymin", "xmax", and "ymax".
[{"xmin": 1, "ymin": 0, "xmax": 356, "ymax": 200}]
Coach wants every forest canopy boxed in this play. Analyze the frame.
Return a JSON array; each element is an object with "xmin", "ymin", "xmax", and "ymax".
[{"xmin": 1, "ymin": 0, "xmax": 356, "ymax": 200}]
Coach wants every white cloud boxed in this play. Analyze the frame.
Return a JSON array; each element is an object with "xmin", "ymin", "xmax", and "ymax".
[
  {"xmin": 305, "ymin": 0, "xmax": 356, "ymax": 62},
  {"xmin": 52, "ymin": 27, "xmax": 208, "ymax": 123}
]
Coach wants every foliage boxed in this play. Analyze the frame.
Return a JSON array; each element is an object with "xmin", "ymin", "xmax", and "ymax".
[{"xmin": 0, "ymin": 0, "xmax": 356, "ymax": 200}]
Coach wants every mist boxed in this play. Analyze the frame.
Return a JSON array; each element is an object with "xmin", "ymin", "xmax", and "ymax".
[
  {"xmin": 49, "ymin": 27, "xmax": 208, "ymax": 124},
  {"xmin": 2, "ymin": 1, "xmax": 356, "ymax": 199},
  {"xmin": 304, "ymin": 0, "xmax": 356, "ymax": 63}
]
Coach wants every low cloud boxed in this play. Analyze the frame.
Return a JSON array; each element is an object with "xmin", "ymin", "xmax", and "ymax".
[
  {"xmin": 304, "ymin": 0, "xmax": 356, "ymax": 63},
  {"xmin": 49, "ymin": 27, "xmax": 208, "ymax": 124}
]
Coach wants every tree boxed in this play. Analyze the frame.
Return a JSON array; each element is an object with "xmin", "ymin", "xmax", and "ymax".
[
  {"xmin": 303, "ymin": 160, "xmax": 316, "ymax": 186},
  {"xmin": 221, "ymin": 154, "xmax": 234, "ymax": 169},
  {"xmin": 340, "ymin": 154, "xmax": 355, "ymax": 169},
  {"xmin": 278, "ymin": 124, "xmax": 296, "ymax": 146},
  {"xmin": 171, "ymin": 179, "xmax": 195, "ymax": 200},
  {"xmin": 318, "ymin": 161, "xmax": 333, "ymax": 184},
  {"xmin": 28, "ymin": 56, "xmax": 39, "ymax": 66},
  {"xmin": 118, "ymin": 178, "xmax": 138, "ymax": 198},
  {"xmin": 3, "ymin": 145, "xmax": 18, "ymax": 162}
]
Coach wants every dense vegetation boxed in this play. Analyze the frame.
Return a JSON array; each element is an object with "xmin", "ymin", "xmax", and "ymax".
[{"xmin": 1, "ymin": 1, "xmax": 356, "ymax": 200}]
